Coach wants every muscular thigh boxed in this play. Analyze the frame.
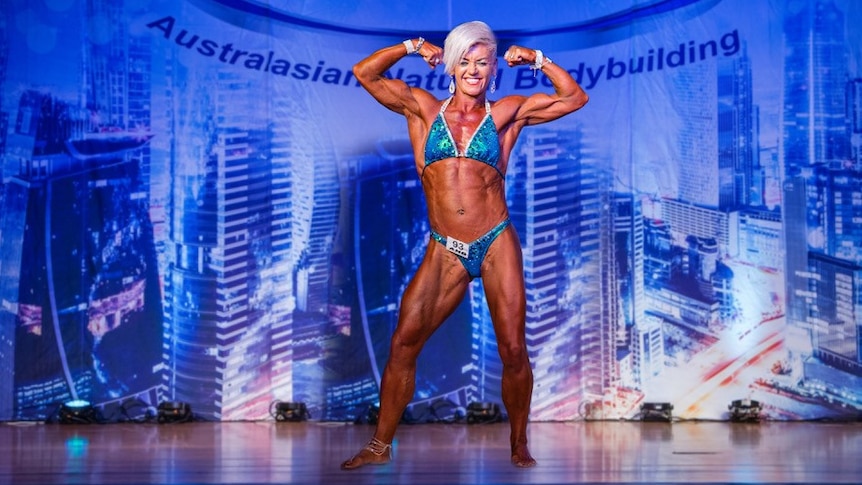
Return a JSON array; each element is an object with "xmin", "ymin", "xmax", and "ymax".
[
  {"xmin": 394, "ymin": 242, "xmax": 471, "ymax": 346},
  {"xmin": 479, "ymin": 228, "xmax": 527, "ymax": 346}
]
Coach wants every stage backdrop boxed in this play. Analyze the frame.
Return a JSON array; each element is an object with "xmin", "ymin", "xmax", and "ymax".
[{"xmin": 0, "ymin": 0, "xmax": 860, "ymax": 422}]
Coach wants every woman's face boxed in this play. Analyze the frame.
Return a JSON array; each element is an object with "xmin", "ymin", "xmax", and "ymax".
[{"xmin": 454, "ymin": 43, "xmax": 496, "ymax": 96}]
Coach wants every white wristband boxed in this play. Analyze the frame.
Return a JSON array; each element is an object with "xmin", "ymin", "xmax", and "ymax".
[
  {"xmin": 403, "ymin": 37, "xmax": 425, "ymax": 55},
  {"xmin": 532, "ymin": 49, "xmax": 544, "ymax": 70},
  {"xmin": 403, "ymin": 39, "xmax": 416, "ymax": 54}
]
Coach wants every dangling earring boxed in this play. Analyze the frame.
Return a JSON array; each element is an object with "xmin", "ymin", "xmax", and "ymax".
[
  {"xmin": 490, "ymin": 76, "xmax": 497, "ymax": 94},
  {"xmin": 449, "ymin": 76, "xmax": 455, "ymax": 95}
]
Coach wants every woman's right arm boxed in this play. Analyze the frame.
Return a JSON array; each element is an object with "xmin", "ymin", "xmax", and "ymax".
[{"xmin": 352, "ymin": 39, "xmax": 442, "ymax": 117}]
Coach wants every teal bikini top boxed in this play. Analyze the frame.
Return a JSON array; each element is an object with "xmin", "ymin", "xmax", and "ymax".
[{"xmin": 423, "ymin": 98, "xmax": 502, "ymax": 177}]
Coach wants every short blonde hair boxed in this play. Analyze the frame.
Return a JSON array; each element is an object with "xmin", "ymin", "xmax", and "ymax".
[{"xmin": 443, "ymin": 21, "xmax": 498, "ymax": 75}]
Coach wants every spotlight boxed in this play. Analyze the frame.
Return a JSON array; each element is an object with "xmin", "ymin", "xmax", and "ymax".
[
  {"xmin": 640, "ymin": 402, "xmax": 673, "ymax": 422},
  {"xmin": 58, "ymin": 400, "xmax": 99, "ymax": 424},
  {"xmin": 729, "ymin": 399, "xmax": 762, "ymax": 422},
  {"xmin": 466, "ymin": 401, "xmax": 502, "ymax": 424},
  {"xmin": 272, "ymin": 401, "xmax": 310, "ymax": 422},
  {"xmin": 157, "ymin": 401, "xmax": 193, "ymax": 424}
]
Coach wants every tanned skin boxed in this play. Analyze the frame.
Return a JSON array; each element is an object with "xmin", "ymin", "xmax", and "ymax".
[{"xmin": 343, "ymin": 35, "xmax": 588, "ymax": 470}]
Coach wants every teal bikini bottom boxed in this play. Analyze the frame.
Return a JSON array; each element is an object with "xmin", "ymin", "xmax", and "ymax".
[{"xmin": 429, "ymin": 219, "xmax": 511, "ymax": 279}]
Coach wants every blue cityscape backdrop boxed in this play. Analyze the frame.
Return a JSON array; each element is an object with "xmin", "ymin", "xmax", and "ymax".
[{"xmin": 0, "ymin": 0, "xmax": 860, "ymax": 422}]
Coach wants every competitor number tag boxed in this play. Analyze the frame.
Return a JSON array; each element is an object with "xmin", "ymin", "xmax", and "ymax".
[{"xmin": 445, "ymin": 236, "xmax": 470, "ymax": 258}]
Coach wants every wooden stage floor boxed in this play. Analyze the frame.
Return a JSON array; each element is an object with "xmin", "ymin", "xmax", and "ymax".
[{"xmin": 1, "ymin": 419, "xmax": 860, "ymax": 484}]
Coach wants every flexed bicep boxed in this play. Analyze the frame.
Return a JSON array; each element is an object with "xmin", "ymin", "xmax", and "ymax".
[
  {"xmin": 502, "ymin": 45, "xmax": 589, "ymax": 126},
  {"xmin": 358, "ymin": 76, "xmax": 418, "ymax": 116},
  {"xmin": 353, "ymin": 39, "xmax": 444, "ymax": 118}
]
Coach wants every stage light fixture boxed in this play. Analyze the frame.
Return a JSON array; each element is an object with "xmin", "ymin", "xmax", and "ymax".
[
  {"xmin": 58, "ymin": 399, "xmax": 99, "ymax": 424},
  {"xmin": 157, "ymin": 401, "xmax": 193, "ymax": 424},
  {"xmin": 273, "ymin": 401, "xmax": 310, "ymax": 422},
  {"xmin": 466, "ymin": 401, "xmax": 502, "ymax": 424},
  {"xmin": 728, "ymin": 399, "xmax": 762, "ymax": 422},
  {"xmin": 640, "ymin": 402, "xmax": 673, "ymax": 422}
]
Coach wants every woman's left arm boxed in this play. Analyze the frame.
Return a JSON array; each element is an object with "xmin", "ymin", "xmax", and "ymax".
[{"xmin": 503, "ymin": 46, "xmax": 589, "ymax": 125}]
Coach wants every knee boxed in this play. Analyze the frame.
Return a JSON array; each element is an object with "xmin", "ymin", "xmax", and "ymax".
[
  {"xmin": 388, "ymin": 332, "xmax": 424, "ymax": 364},
  {"xmin": 498, "ymin": 343, "xmax": 530, "ymax": 371}
]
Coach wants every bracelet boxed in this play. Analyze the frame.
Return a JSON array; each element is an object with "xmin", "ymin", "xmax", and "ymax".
[
  {"xmin": 403, "ymin": 37, "xmax": 425, "ymax": 55},
  {"xmin": 531, "ymin": 49, "xmax": 552, "ymax": 76},
  {"xmin": 403, "ymin": 39, "xmax": 415, "ymax": 54},
  {"xmin": 532, "ymin": 49, "xmax": 544, "ymax": 70}
]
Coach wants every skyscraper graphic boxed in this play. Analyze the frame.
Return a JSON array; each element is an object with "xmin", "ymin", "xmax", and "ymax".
[
  {"xmin": 781, "ymin": 0, "xmax": 861, "ymax": 384},
  {"xmin": 782, "ymin": 0, "xmax": 848, "ymax": 177},
  {"xmin": 806, "ymin": 167, "xmax": 862, "ymax": 376},
  {"xmin": 84, "ymin": 1, "xmax": 150, "ymax": 130},
  {"xmin": 850, "ymin": 79, "xmax": 862, "ymax": 172},
  {"xmin": 782, "ymin": 174, "xmax": 809, "ymax": 324},
  {"xmin": 84, "ymin": 0, "xmax": 155, "ymax": 217},
  {"xmin": 0, "ymin": 91, "xmax": 162, "ymax": 420},
  {"xmin": 0, "ymin": 6, "xmax": 15, "ymax": 419},
  {"xmin": 351, "ymin": 143, "xmax": 423, "ymax": 392},
  {"xmin": 504, "ymin": 128, "xmax": 612, "ymax": 420},
  {"xmin": 284, "ymin": 90, "xmax": 340, "ymax": 417},
  {"xmin": 821, "ymin": 168, "xmax": 862, "ymax": 262},
  {"xmin": 718, "ymin": 45, "xmax": 758, "ymax": 210},
  {"xmin": 807, "ymin": 252, "xmax": 861, "ymax": 375},
  {"xmin": 3, "ymin": 0, "xmax": 861, "ymax": 424},
  {"xmin": 737, "ymin": 209, "xmax": 783, "ymax": 271},
  {"xmin": 656, "ymin": 200, "xmax": 728, "ymax": 331},
  {"xmin": 613, "ymin": 193, "xmax": 645, "ymax": 391},
  {"xmin": 349, "ymin": 139, "xmax": 472, "ymax": 418},
  {"xmin": 322, "ymin": 152, "xmax": 393, "ymax": 420},
  {"xmin": 468, "ymin": 279, "xmax": 500, "ymax": 407},
  {"xmin": 676, "ymin": 61, "xmax": 718, "ymax": 208},
  {"xmin": 262, "ymin": 94, "xmax": 296, "ymax": 404},
  {"xmin": 633, "ymin": 315, "xmax": 664, "ymax": 387},
  {"xmin": 0, "ymin": 12, "xmax": 9, "ymax": 160},
  {"xmin": 0, "ymin": 0, "xmax": 163, "ymax": 420},
  {"xmin": 162, "ymin": 67, "xmax": 295, "ymax": 420},
  {"xmin": 292, "ymin": 133, "xmax": 339, "ymax": 316},
  {"xmin": 640, "ymin": 219, "xmax": 672, "ymax": 390}
]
